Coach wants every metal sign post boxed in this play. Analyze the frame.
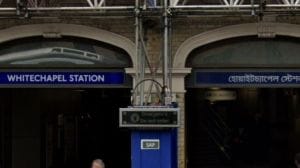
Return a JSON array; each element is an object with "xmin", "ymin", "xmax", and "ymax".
[
  {"xmin": 127, "ymin": 1, "xmax": 177, "ymax": 168},
  {"xmin": 123, "ymin": 106, "xmax": 179, "ymax": 168}
]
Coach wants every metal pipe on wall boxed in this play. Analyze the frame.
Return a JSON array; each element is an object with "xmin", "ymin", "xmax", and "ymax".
[
  {"xmin": 16, "ymin": 0, "xmax": 20, "ymax": 15},
  {"xmin": 134, "ymin": 0, "xmax": 146, "ymax": 106},
  {"xmin": 163, "ymin": 0, "xmax": 169, "ymax": 88},
  {"xmin": 163, "ymin": 0, "xmax": 171, "ymax": 105},
  {"xmin": 0, "ymin": 5, "xmax": 299, "ymax": 14},
  {"xmin": 168, "ymin": 14, "xmax": 173, "ymax": 96},
  {"xmin": 134, "ymin": 0, "xmax": 141, "ymax": 105},
  {"xmin": 140, "ymin": 21, "xmax": 145, "ymax": 105},
  {"xmin": 171, "ymin": 4, "xmax": 300, "ymax": 8}
]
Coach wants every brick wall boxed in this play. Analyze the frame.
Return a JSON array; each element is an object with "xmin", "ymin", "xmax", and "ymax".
[
  {"xmin": 1, "ymin": 15, "xmax": 300, "ymax": 62},
  {"xmin": 0, "ymin": 18, "xmax": 135, "ymax": 41},
  {"xmin": 0, "ymin": 15, "xmax": 299, "ymax": 65},
  {"xmin": 176, "ymin": 93, "xmax": 186, "ymax": 168},
  {"xmin": 1, "ymin": 14, "xmax": 300, "ymax": 168}
]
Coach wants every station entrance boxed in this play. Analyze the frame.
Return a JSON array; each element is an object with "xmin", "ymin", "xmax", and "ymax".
[
  {"xmin": 0, "ymin": 88, "xmax": 131, "ymax": 168},
  {"xmin": 185, "ymin": 36, "xmax": 300, "ymax": 168},
  {"xmin": 0, "ymin": 36, "xmax": 133, "ymax": 168},
  {"xmin": 186, "ymin": 88, "xmax": 300, "ymax": 168}
]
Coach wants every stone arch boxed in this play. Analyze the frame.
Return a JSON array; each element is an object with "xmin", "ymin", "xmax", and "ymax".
[
  {"xmin": 0, "ymin": 23, "xmax": 136, "ymax": 67},
  {"xmin": 173, "ymin": 23, "xmax": 300, "ymax": 68}
]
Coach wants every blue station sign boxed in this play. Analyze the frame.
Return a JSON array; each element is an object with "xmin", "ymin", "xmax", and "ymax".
[
  {"xmin": 0, "ymin": 70, "xmax": 126, "ymax": 87},
  {"xmin": 195, "ymin": 70, "xmax": 300, "ymax": 87}
]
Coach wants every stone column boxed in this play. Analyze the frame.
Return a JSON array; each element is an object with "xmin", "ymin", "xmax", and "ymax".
[
  {"xmin": 170, "ymin": 68, "xmax": 191, "ymax": 168},
  {"xmin": 176, "ymin": 92, "xmax": 186, "ymax": 168}
]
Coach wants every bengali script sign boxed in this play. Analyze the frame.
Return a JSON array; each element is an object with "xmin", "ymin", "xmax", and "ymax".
[{"xmin": 196, "ymin": 71, "xmax": 300, "ymax": 86}]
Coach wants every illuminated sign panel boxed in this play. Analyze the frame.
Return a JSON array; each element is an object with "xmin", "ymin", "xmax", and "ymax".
[
  {"xmin": 0, "ymin": 70, "xmax": 126, "ymax": 87},
  {"xmin": 195, "ymin": 70, "xmax": 300, "ymax": 87}
]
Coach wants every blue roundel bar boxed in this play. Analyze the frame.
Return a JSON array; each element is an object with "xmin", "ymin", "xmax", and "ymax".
[
  {"xmin": 193, "ymin": 69, "xmax": 300, "ymax": 88},
  {"xmin": 0, "ymin": 70, "xmax": 128, "ymax": 87}
]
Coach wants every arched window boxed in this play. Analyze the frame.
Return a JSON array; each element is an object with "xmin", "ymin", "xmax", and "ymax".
[
  {"xmin": 0, "ymin": 37, "xmax": 132, "ymax": 68},
  {"xmin": 186, "ymin": 36, "xmax": 300, "ymax": 68}
]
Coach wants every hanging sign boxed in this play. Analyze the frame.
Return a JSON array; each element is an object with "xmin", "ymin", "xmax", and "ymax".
[{"xmin": 119, "ymin": 107, "xmax": 180, "ymax": 128}]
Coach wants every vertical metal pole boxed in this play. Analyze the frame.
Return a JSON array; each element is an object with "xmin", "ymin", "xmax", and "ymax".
[
  {"xmin": 168, "ymin": 16, "xmax": 173, "ymax": 96},
  {"xmin": 135, "ymin": 0, "xmax": 140, "ymax": 106},
  {"xmin": 135, "ymin": 0, "xmax": 145, "ymax": 106},
  {"xmin": 140, "ymin": 19, "xmax": 145, "ymax": 106},
  {"xmin": 163, "ymin": 0, "xmax": 169, "ymax": 88},
  {"xmin": 16, "ymin": 0, "xmax": 20, "ymax": 15},
  {"xmin": 163, "ymin": 0, "xmax": 171, "ymax": 106}
]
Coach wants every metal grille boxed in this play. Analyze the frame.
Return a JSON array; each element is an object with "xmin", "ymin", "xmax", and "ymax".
[{"xmin": 0, "ymin": 0, "xmax": 299, "ymax": 9}]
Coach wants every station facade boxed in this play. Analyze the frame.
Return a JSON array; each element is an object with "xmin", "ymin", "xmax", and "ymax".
[{"xmin": 1, "ymin": 1, "xmax": 300, "ymax": 168}]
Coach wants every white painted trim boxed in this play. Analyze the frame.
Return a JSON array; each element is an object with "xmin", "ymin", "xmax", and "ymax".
[
  {"xmin": 173, "ymin": 23, "xmax": 300, "ymax": 68},
  {"xmin": 0, "ymin": 23, "xmax": 136, "ymax": 67}
]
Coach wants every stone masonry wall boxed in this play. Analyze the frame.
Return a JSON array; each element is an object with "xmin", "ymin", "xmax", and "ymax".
[{"xmin": 1, "ymin": 14, "xmax": 300, "ymax": 168}]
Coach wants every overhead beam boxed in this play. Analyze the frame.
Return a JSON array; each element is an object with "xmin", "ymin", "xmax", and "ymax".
[
  {"xmin": 98, "ymin": 0, "xmax": 105, "ymax": 7},
  {"xmin": 182, "ymin": 0, "xmax": 188, "ymax": 5},
  {"xmin": 86, "ymin": 0, "xmax": 106, "ymax": 8},
  {"xmin": 170, "ymin": 0, "xmax": 180, "ymax": 6},
  {"xmin": 6, "ymin": 0, "xmax": 300, "ymax": 13},
  {"xmin": 86, "ymin": 0, "xmax": 94, "ymax": 7},
  {"xmin": 282, "ymin": 0, "xmax": 300, "ymax": 5},
  {"xmin": 233, "ymin": 0, "xmax": 240, "ymax": 6},
  {"xmin": 223, "ymin": 0, "xmax": 230, "ymax": 6},
  {"xmin": 222, "ymin": 0, "xmax": 242, "ymax": 6},
  {"xmin": 8, "ymin": 0, "xmax": 300, "ymax": 9}
]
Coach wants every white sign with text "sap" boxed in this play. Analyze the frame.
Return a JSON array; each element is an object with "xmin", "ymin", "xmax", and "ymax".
[{"xmin": 141, "ymin": 139, "xmax": 160, "ymax": 150}]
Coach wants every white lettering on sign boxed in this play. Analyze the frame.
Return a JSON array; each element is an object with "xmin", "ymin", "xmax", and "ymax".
[
  {"xmin": 7, "ymin": 74, "xmax": 67, "ymax": 82},
  {"xmin": 227, "ymin": 74, "xmax": 300, "ymax": 83},
  {"xmin": 5, "ymin": 74, "xmax": 105, "ymax": 83},
  {"xmin": 228, "ymin": 74, "xmax": 280, "ymax": 83},
  {"xmin": 69, "ymin": 74, "xmax": 105, "ymax": 82},
  {"xmin": 141, "ymin": 139, "xmax": 160, "ymax": 150}
]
